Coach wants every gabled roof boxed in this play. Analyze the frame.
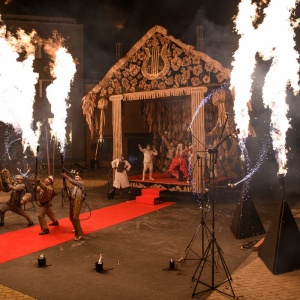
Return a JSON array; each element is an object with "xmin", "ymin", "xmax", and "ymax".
[{"xmin": 87, "ymin": 25, "xmax": 230, "ymax": 101}]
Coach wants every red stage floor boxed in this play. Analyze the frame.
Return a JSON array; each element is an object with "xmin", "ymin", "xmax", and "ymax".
[
  {"xmin": 129, "ymin": 172, "xmax": 187, "ymax": 184},
  {"xmin": 128, "ymin": 172, "xmax": 228, "ymax": 192}
]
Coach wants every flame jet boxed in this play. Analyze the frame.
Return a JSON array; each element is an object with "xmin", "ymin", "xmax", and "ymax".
[
  {"xmin": 44, "ymin": 31, "xmax": 77, "ymax": 152},
  {"xmin": 230, "ymin": 0, "xmax": 300, "ymax": 176},
  {"xmin": 0, "ymin": 24, "xmax": 40, "ymax": 155}
]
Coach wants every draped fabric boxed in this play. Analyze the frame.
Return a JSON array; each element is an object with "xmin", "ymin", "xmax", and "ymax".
[
  {"xmin": 143, "ymin": 92, "xmax": 192, "ymax": 173},
  {"xmin": 97, "ymin": 98, "xmax": 109, "ymax": 142},
  {"xmin": 81, "ymin": 91, "xmax": 96, "ymax": 139}
]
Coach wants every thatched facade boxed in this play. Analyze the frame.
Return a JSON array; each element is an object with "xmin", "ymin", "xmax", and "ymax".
[{"xmin": 82, "ymin": 25, "xmax": 239, "ymax": 192}]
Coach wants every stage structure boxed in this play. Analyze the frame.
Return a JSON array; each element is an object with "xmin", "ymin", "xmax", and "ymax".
[{"xmin": 82, "ymin": 25, "xmax": 239, "ymax": 192}]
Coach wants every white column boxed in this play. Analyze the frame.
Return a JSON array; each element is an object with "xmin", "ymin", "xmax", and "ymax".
[
  {"xmin": 110, "ymin": 95, "xmax": 123, "ymax": 159},
  {"xmin": 191, "ymin": 87, "xmax": 207, "ymax": 194}
]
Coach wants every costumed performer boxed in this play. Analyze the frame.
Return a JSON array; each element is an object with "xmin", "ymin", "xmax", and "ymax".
[
  {"xmin": 160, "ymin": 133, "xmax": 177, "ymax": 169},
  {"xmin": 168, "ymin": 142, "xmax": 192, "ymax": 182},
  {"xmin": 108, "ymin": 154, "xmax": 132, "ymax": 200},
  {"xmin": 0, "ymin": 174, "xmax": 34, "ymax": 227},
  {"xmin": 61, "ymin": 172, "xmax": 85, "ymax": 241},
  {"xmin": 183, "ymin": 141, "xmax": 193, "ymax": 183},
  {"xmin": 36, "ymin": 175, "xmax": 59, "ymax": 235},
  {"xmin": 138, "ymin": 144, "xmax": 158, "ymax": 181}
]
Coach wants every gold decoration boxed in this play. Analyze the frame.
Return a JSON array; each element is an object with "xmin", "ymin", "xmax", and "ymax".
[
  {"xmin": 82, "ymin": 92, "xmax": 97, "ymax": 139},
  {"xmin": 208, "ymin": 89, "xmax": 227, "ymax": 136},
  {"xmin": 83, "ymin": 25, "xmax": 230, "ymax": 111},
  {"xmin": 141, "ymin": 44, "xmax": 170, "ymax": 80}
]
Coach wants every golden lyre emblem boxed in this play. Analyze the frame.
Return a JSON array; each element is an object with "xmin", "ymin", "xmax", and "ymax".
[{"xmin": 141, "ymin": 44, "xmax": 170, "ymax": 80}]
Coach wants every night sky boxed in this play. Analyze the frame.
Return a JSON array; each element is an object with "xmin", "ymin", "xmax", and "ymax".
[{"xmin": 0, "ymin": 0, "xmax": 242, "ymax": 76}]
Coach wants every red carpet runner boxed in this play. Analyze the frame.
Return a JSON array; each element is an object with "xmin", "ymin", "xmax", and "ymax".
[{"xmin": 0, "ymin": 200, "xmax": 174, "ymax": 264}]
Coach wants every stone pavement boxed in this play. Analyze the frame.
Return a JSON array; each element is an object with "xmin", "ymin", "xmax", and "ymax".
[
  {"xmin": 206, "ymin": 252, "xmax": 300, "ymax": 300},
  {"xmin": 0, "ymin": 283, "xmax": 36, "ymax": 299},
  {"xmin": 1, "ymin": 251, "xmax": 300, "ymax": 300}
]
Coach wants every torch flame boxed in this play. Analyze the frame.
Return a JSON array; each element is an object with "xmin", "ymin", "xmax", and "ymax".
[{"xmin": 98, "ymin": 254, "xmax": 103, "ymax": 264}]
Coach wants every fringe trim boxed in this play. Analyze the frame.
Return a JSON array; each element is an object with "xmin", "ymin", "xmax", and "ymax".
[{"xmin": 122, "ymin": 87, "xmax": 207, "ymax": 101}]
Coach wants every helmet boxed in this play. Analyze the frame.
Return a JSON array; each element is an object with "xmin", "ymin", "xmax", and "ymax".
[
  {"xmin": 15, "ymin": 174, "xmax": 24, "ymax": 180},
  {"xmin": 47, "ymin": 175, "xmax": 54, "ymax": 183},
  {"xmin": 75, "ymin": 172, "xmax": 81, "ymax": 179}
]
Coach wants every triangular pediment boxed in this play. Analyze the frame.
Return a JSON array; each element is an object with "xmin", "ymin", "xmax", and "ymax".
[{"xmin": 90, "ymin": 25, "xmax": 230, "ymax": 100}]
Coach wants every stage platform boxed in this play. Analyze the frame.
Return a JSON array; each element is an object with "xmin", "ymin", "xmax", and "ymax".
[{"xmin": 128, "ymin": 172, "xmax": 228, "ymax": 192}]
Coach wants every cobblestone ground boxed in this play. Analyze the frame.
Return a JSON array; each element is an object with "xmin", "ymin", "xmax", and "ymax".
[
  {"xmin": 0, "ymin": 284, "xmax": 37, "ymax": 300},
  {"xmin": 206, "ymin": 254, "xmax": 300, "ymax": 300}
]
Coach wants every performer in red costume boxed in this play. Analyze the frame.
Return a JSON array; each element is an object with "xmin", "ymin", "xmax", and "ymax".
[{"xmin": 168, "ymin": 142, "xmax": 193, "ymax": 182}]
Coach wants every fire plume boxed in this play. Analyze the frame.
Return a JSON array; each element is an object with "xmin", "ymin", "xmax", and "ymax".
[
  {"xmin": 230, "ymin": 0, "xmax": 300, "ymax": 175},
  {"xmin": 0, "ymin": 24, "xmax": 39, "ymax": 155}
]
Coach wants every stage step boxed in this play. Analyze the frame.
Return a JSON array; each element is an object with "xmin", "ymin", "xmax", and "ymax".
[{"xmin": 135, "ymin": 188, "xmax": 165, "ymax": 205}]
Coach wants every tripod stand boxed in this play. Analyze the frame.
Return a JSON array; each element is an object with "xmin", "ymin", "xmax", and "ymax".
[
  {"xmin": 181, "ymin": 151, "xmax": 212, "ymax": 266},
  {"xmin": 181, "ymin": 190, "xmax": 212, "ymax": 266},
  {"xmin": 191, "ymin": 134, "xmax": 236, "ymax": 298},
  {"xmin": 181, "ymin": 129, "xmax": 222, "ymax": 266}
]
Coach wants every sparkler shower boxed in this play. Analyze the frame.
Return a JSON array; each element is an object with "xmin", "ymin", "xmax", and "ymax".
[{"xmin": 230, "ymin": 0, "xmax": 300, "ymax": 177}]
